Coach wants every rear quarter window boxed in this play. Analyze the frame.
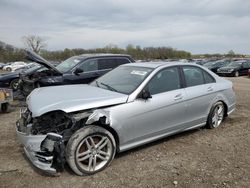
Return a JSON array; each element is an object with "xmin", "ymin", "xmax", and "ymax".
[
  {"xmin": 203, "ymin": 70, "xmax": 215, "ymax": 84},
  {"xmin": 183, "ymin": 66, "xmax": 204, "ymax": 87},
  {"xmin": 98, "ymin": 58, "xmax": 131, "ymax": 70},
  {"xmin": 182, "ymin": 66, "xmax": 215, "ymax": 87}
]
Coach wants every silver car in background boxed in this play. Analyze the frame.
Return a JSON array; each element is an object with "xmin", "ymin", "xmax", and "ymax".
[{"xmin": 16, "ymin": 62, "xmax": 236, "ymax": 175}]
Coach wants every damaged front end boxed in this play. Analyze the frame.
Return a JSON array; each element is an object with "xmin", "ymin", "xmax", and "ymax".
[
  {"xmin": 19, "ymin": 69, "xmax": 61, "ymax": 97},
  {"xmin": 16, "ymin": 108, "xmax": 90, "ymax": 174}
]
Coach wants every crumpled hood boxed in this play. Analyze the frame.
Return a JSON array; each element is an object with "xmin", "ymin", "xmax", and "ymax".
[
  {"xmin": 27, "ymin": 84, "xmax": 128, "ymax": 117},
  {"xmin": 26, "ymin": 50, "xmax": 62, "ymax": 75}
]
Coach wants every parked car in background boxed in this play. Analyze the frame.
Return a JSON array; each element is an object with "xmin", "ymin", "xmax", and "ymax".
[
  {"xmin": 194, "ymin": 59, "xmax": 212, "ymax": 65},
  {"xmin": 203, "ymin": 60, "xmax": 231, "ymax": 74},
  {"xmin": 3, "ymin": 61, "xmax": 27, "ymax": 72},
  {"xmin": 217, "ymin": 60, "xmax": 250, "ymax": 77},
  {"xmin": 0, "ymin": 62, "xmax": 6, "ymax": 69},
  {"xmin": 13, "ymin": 62, "xmax": 36, "ymax": 72},
  {"xmin": 193, "ymin": 59, "xmax": 205, "ymax": 65},
  {"xmin": 19, "ymin": 50, "xmax": 135, "ymax": 96},
  {"xmin": 0, "ymin": 64, "xmax": 41, "ymax": 90},
  {"xmin": 16, "ymin": 62, "xmax": 235, "ymax": 175}
]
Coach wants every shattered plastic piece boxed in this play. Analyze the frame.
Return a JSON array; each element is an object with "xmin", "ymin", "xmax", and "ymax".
[{"xmin": 86, "ymin": 109, "xmax": 110, "ymax": 125}]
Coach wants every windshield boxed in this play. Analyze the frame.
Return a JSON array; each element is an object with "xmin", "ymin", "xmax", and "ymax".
[
  {"xmin": 91, "ymin": 66, "xmax": 153, "ymax": 94},
  {"xmin": 56, "ymin": 57, "xmax": 82, "ymax": 73},
  {"xmin": 226, "ymin": 61, "xmax": 242, "ymax": 68}
]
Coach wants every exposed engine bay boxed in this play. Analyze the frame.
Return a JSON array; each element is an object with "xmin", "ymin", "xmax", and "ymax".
[
  {"xmin": 19, "ymin": 69, "xmax": 59, "ymax": 96},
  {"xmin": 23, "ymin": 69, "xmax": 56, "ymax": 81},
  {"xmin": 17, "ymin": 108, "xmax": 92, "ymax": 137},
  {"xmin": 32, "ymin": 111, "xmax": 72, "ymax": 135}
]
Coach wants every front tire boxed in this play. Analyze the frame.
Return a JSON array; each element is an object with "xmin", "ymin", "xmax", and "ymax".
[
  {"xmin": 207, "ymin": 101, "xmax": 225, "ymax": 129},
  {"xmin": 234, "ymin": 71, "xmax": 239, "ymax": 77},
  {"xmin": 10, "ymin": 79, "xmax": 19, "ymax": 90},
  {"xmin": 66, "ymin": 126, "xmax": 116, "ymax": 176}
]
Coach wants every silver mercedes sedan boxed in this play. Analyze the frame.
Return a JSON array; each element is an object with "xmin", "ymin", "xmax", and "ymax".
[{"xmin": 16, "ymin": 62, "xmax": 236, "ymax": 175}]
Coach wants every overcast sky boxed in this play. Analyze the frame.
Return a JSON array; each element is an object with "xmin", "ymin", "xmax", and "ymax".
[{"xmin": 0, "ymin": 0, "xmax": 250, "ymax": 54}]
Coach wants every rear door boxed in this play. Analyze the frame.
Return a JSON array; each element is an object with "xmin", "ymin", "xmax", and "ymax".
[{"xmin": 182, "ymin": 65, "xmax": 217, "ymax": 126}]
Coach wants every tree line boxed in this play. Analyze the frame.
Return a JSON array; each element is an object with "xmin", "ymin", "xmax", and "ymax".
[
  {"xmin": 0, "ymin": 40, "xmax": 191, "ymax": 63},
  {"xmin": 40, "ymin": 44, "xmax": 192, "ymax": 62},
  {"xmin": 0, "ymin": 36, "xmax": 246, "ymax": 63}
]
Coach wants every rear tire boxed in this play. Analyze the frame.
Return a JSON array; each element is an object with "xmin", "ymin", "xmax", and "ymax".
[
  {"xmin": 66, "ymin": 126, "xmax": 116, "ymax": 176},
  {"xmin": 207, "ymin": 101, "xmax": 225, "ymax": 129}
]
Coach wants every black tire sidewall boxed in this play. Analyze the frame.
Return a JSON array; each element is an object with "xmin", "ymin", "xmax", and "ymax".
[
  {"xmin": 207, "ymin": 101, "xmax": 224, "ymax": 129},
  {"xmin": 10, "ymin": 79, "xmax": 19, "ymax": 90}
]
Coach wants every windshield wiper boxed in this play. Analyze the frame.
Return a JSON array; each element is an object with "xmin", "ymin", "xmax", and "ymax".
[
  {"xmin": 100, "ymin": 82, "xmax": 118, "ymax": 92},
  {"xmin": 95, "ymin": 81, "xmax": 100, "ymax": 87}
]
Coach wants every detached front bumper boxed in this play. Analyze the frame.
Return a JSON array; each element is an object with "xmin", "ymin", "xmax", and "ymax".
[{"xmin": 16, "ymin": 120, "xmax": 61, "ymax": 174}]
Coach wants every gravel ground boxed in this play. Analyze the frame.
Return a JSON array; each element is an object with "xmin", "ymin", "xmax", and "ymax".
[{"xmin": 0, "ymin": 76, "xmax": 249, "ymax": 188}]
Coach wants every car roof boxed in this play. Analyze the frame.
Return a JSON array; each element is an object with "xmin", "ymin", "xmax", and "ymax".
[
  {"xmin": 122, "ymin": 61, "xmax": 198, "ymax": 69},
  {"xmin": 74, "ymin": 53, "xmax": 132, "ymax": 59}
]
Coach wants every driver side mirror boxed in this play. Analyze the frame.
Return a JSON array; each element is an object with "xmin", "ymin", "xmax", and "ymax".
[
  {"xmin": 139, "ymin": 89, "xmax": 152, "ymax": 100},
  {"xmin": 74, "ymin": 68, "xmax": 84, "ymax": 75}
]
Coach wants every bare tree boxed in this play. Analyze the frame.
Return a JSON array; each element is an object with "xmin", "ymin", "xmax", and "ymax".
[{"xmin": 22, "ymin": 35, "xmax": 47, "ymax": 53}]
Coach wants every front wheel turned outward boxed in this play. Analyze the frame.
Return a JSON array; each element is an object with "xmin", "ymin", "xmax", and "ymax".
[
  {"xmin": 66, "ymin": 126, "xmax": 116, "ymax": 176},
  {"xmin": 10, "ymin": 79, "xmax": 19, "ymax": 91},
  {"xmin": 207, "ymin": 101, "xmax": 225, "ymax": 129}
]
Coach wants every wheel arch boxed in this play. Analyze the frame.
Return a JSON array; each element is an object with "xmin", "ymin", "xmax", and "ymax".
[{"xmin": 90, "ymin": 123, "xmax": 120, "ymax": 153}]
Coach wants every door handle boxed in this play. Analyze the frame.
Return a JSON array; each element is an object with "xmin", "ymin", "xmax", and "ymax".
[
  {"xmin": 207, "ymin": 87, "xmax": 213, "ymax": 92},
  {"xmin": 174, "ymin": 94, "xmax": 183, "ymax": 100}
]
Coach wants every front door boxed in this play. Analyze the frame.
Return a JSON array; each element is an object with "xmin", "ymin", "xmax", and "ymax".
[
  {"xmin": 64, "ymin": 59, "xmax": 99, "ymax": 84},
  {"xmin": 113, "ymin": 66, "xmax": 188, "ymax": 150}
]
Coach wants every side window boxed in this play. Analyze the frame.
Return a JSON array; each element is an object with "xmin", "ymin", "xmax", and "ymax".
[
  {"xmin": 183, "ymin": 66, "xmax": 204, "ymax": 87},
  {"xmin": 115, "ymin": 58, "xmax": 130, "ymax": 66},
  {"xmin": 147, "ymin": 67, "xmax": 181, "ymax": 95},
  {"xmin": 203, "ymin": 70, "xmax": 215, "ymax": 84},
  {"xmin": 98, "ymin": 59, "xmax": 115, "ymax": 70},
  {"xmin": 242, "ymin": 63, "xmax": 248, "ymax": 68},
  {"xmin": 78, "ymin": 59, "xmax": 98, "ymax": 72}
]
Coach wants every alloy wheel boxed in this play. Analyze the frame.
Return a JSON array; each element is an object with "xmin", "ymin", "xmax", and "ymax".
[
  {"xmin": 212, "ymin": 104, "xmax": 224, "ymax": 128},
  {"xmin": 75, "ymin": 135, "xmax": 112, "ymax": 172}
]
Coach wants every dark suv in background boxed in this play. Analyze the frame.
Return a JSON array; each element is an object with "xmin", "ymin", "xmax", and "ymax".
[
  {"xmin": 217, "ymin": 60, "xmax": 250, "ymax": 77},
  {"xmin": 203, "ymin": 60, "xmax": 231, "ymax": 74},
  {"xmin": 19, "ymin": 51, "xmax": 135, "ymax": 96}
]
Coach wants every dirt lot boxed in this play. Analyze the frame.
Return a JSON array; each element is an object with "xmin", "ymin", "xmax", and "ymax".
[{"xmin": 0, "ymin": 76, "xmax": 249, "ymax": 188}]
